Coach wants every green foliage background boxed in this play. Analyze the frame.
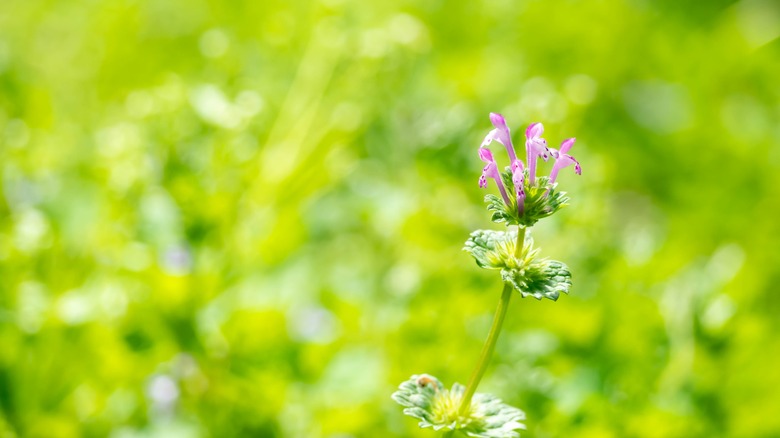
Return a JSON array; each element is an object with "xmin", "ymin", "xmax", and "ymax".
[{"xmin": 1, "ymin": 0, "xmax": 779, "ymax": 436}]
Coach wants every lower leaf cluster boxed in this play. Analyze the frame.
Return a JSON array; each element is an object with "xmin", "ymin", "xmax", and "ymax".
[{"xmin": 392, "ymin": 374, "xmax": 526, "ymax": 437}]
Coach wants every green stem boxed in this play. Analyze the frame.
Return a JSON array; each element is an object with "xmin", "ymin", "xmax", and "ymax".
[
  {"xmin": 514, "ymin": 226, "xmax": 526, "ymax": 259},
  {"xmin": 458, "ymin": 282, "xmax": 514, "ymax": 415}
]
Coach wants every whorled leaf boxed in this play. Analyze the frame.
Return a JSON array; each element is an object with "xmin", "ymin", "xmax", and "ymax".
[
  {"xmin": 392, "ymin": 374, "xmax": 526, "ymax": 437},
  {"xmin": 464, "ymin": 230, "xmax": 572, "ymax": 301},
  {"xmin": 463, "ymin": 229, "xmax": 538, "ymax": 272},
  {"xmin": 501, "ymin": 259, "xmax": 572, "ymax": 301},
  {"xmin": 486, "ymin": 169, "xmax": 569, "ymax": 227},
  {"xmin": 463, "ymin": 229, "xmax": 520, "ymax": 269}
]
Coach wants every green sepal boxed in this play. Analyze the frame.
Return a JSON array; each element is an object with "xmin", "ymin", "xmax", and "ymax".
[
  {"xmin": 486, "ymin": 168, "xmax": 570, "ymax": 227},
  {"xmin": 392, "ymin": 374, "xmax": 526, "ymax": 437}
]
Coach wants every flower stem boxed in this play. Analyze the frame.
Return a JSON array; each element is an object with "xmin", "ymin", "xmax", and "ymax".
[
  {"xmin": 514, "ymin": 226, "xmax": 526, "ymax": 259},
  {"xmin": 458, "ymin": 282, "xmax": 514, "ymax": 416}
]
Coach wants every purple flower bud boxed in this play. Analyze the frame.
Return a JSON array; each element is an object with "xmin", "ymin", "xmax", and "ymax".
[
  {"xmin": 512, "ymin": 164, "xmax": 525, "ymax": 216},
  {"xmin": 511, "ymin": 159, "xmax": 524, "ymax": 173},
  {"xmin": 512, "ymin": 170, "xmax": 523, "ymax": 193}
]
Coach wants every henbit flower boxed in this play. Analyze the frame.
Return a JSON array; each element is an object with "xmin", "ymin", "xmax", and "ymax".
[
  {"xmin": 481, "ymin": 113, "xmax": 518, "ymax": 163},
  {"xmin": 479, "ymin": 147, "xmax": 511, "ymax": 205},
  {"xmin": 525, "ymin": 123, "xmax": 550, "ymax": 185},
  {"xmin": 548, "ymin": 138, "xmax": 581, "ymax": 184},
  {"xmin": 511, "ymin": 159, "xmax": 525, "ymax": 215}
]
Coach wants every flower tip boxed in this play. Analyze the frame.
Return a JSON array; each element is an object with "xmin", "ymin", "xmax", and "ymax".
[
  {"xmin": 489, "ymin": 112, "xmax": 507, "ymax": 128},
  {"xmin": 561, "ymin": 137, "xmax": 576, "ymax": 153},
  {"xmin": 575, "ymin": 163, "xmax": 582, "ymax": 175},
  {"xmin": 478, "ymin": 147, "xmax": 494, "ymax": 163},
  {"xmin": 525, "ymin": 122, "xmax": 544, "ymax": 139}
]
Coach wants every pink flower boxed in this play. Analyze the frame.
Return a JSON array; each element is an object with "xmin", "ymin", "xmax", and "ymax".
[
  {"xmin": 525, "ymin": 122, "xmax": 550, "ymax": 185},
  {"xmin": 479, "ymin": 147, "xmax": 511, "ymax": 205},
  {"xmin": 548, "ymin": 138, "xmax": 581, "ymax": 184},
  {"xmin": 478, "ymin": 113, "xmax": 579, "ymax": 218},
  {"xmin": 481, "ymin": 113, "xmax": 518, "ymax": 164},
  {"xmin": 511, "ymin": 159, "xmax": 525, "ymax": 215}
]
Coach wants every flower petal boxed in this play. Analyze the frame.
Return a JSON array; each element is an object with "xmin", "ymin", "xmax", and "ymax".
[
  {"xmin": 525, "ymin": 122, "xmax": 544, "ymax": 139},
  {"xmin": 556, "ymin": 154, "xmax": 577, "ymax": 168},
  {"xmin": 527, "ymin": 138, "xmax": 550, "ymax": 162},
  {"xmin": 560, "ymin": 138, "xmax": 576, "ymax": 154},
  {"xmin": 512, "ymin": 169, "xmax": 524, "ymax": 194},
  {"xmin": 480, "ymin": 129, "xmax": 498, "ymax": 148},
  {"xmin": 489, "ymin": 113, "xmax": 514, "ymax": 154},
  {"xmin": 489, "ymin": 112, "xmax": 508, "ymax": 130},
  {"xmin": 539, "ymin": 139, "xmax": 550, "ymax": 161},
  {"xmin": 479, "ymin": 147, "xmax": 494, "ymax": 163}
]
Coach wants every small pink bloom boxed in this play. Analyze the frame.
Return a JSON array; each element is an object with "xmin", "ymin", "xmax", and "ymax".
[
  {"xmin": 511, "ymin": 160, "xmax": 526, "ymax": 215},
  {"xmin": 525, "ymin": 122, "xmax": 550, "ymax": 185},
  {"xmin": 525, "ymin": 122, "xmax": 544, "ymax": 139},
  {"xmin": 481, "ymin": 112, "xmax": 518, "ymax": 163},
  {"xmin": 559, "ymin": 137, "xmax": 576, "ymax": 155},
  {"xmin": 511, "ymin": 158, "xmax": 524, "ymax": 173},
  {"xmin": 549, "ymin": 138, "xmax": 581, "ymax": 184},
  {"xmin": 478, "ymin": 147, "xmax": 511, "ymax": 205}
]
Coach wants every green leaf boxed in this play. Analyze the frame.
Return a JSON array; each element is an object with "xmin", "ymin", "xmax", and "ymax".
[
  {"xmin": 392, "ymin": 374, "xmax": 526, "ymax": 437},
  {"xmin": 485, "ymin": 194, "xmax": 514, "ymax": 225},
  {"xmin": 501, "ymin": 259, "xmax": 572, "ymax": 301},
  {"xmin": 463, "ymin": 229, "xmax": 520, "ymax": 269},
  {"xmin": 464, "ymin": 229, "xmax": 572, "ymax": 301},
  {"xmin": 519, "ymin": 175, "xmax": 570, "ymax": 227}
]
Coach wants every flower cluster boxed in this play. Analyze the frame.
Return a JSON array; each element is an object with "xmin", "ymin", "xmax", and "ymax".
[{"xmin": 479, "ymin": 113, "xmax": 580, "ymax": 226}]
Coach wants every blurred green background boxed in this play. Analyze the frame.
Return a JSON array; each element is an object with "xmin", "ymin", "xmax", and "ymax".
[{"xmin": 1, "ymin": 0, "xmax": 779, "ymax": 437}]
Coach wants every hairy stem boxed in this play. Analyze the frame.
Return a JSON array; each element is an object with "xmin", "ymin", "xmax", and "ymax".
[{"xmin": 458, "ymin": 283, "xmax": 513, "ymax": 415}]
